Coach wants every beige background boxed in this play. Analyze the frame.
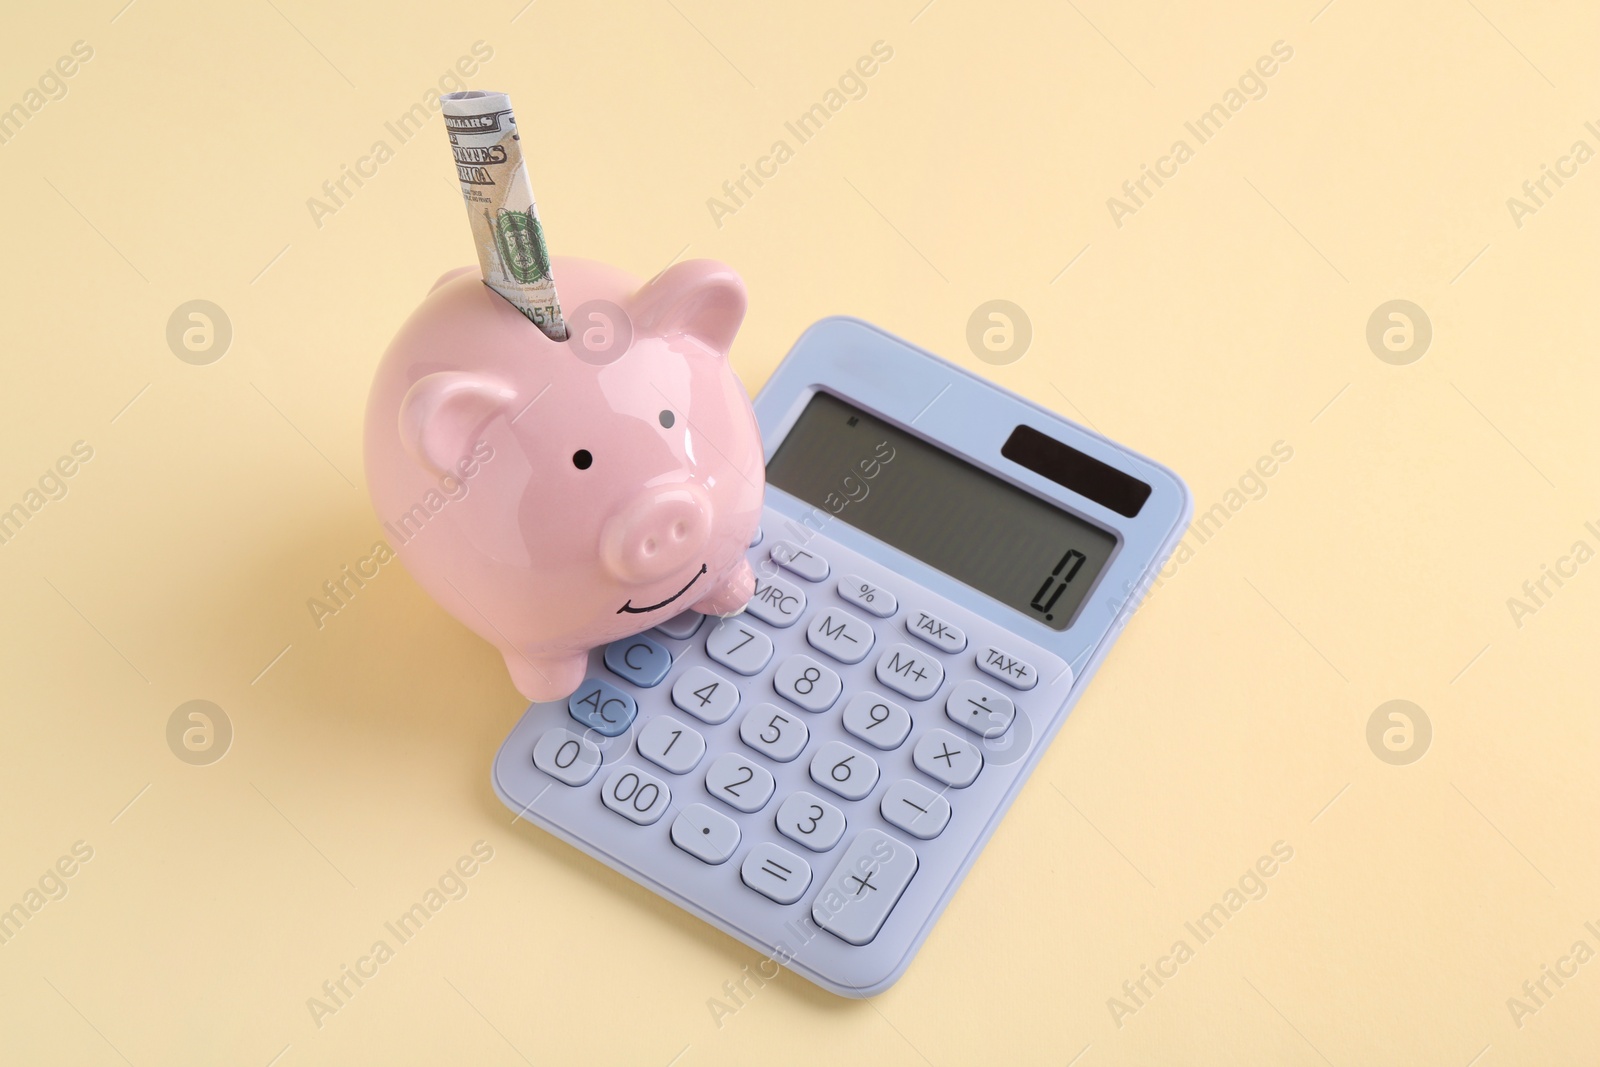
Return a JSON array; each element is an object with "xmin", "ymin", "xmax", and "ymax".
[{"xmin": 1, "ymin": 0, "xmax": 1596, "ymax": 1063}]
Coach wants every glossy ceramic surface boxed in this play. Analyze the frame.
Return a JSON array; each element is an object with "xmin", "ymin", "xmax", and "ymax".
[{"xmin": 364, "ymin": 257, "xmax": 765, "ymax": 701}]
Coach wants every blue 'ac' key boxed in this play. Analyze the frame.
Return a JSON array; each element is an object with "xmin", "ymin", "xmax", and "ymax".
[
  {"xmin": 604, "ymin": 635, "xmax": 673, "ymax": 688},
  {"xmin": 567, "ymin": 678, "xmax": 637, "ymax": 736}
]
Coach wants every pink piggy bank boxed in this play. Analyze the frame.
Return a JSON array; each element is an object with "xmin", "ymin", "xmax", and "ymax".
[{"xmin": 365, "ymin": 257, "xmax": 764, "ymax": 702}]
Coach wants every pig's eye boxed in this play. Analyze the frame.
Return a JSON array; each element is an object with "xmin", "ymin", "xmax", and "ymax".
[
  {"xmin": 658, "ymin": 410, "xmax": 675, "ymax": 428},
  {"xmin": 572, "ymin": 449, "xmax": 593, "ymax": 470}
]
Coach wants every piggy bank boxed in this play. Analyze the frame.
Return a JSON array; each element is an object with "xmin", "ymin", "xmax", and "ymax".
[{"xmin": 364, "ymin": 257, "xmax": 764, "ymax": 702}]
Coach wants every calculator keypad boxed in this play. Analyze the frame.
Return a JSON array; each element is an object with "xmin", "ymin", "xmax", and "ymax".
[{"xmin": 509, "ymin": 506, "xmax": 1069, "ymax": 979}]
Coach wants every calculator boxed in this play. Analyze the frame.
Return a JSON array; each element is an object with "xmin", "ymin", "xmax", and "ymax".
[{"xmin": 492, "ymin": 316, "xmax": 1191, "ymax": 995}]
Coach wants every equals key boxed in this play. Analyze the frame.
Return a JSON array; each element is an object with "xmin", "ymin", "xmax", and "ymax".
[{"xmin": 741, "ymin": 842, "xmax": 813, "ymax": 905}]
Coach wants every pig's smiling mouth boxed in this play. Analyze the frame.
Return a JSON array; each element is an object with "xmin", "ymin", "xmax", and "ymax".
[{"xmin": 616, "ymin": 563, "xmax": 707, "ymax": 614}]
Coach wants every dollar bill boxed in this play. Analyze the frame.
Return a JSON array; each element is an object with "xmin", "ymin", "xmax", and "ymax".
[{"xmin": 441, "ymin": 91, "xmax": 567, "ymax": 341}]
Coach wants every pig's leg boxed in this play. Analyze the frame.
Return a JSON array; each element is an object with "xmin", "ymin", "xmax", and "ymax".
[
  {"xmin": 503, "ymin": 649, "xmax": 588, "ymax": 703},
  {"xmin": 689, "ymin": 558, "xmax": 755, "ymax": 617}
]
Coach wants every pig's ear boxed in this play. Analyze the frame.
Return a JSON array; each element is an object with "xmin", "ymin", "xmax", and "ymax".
[
  {"xmin": 398, "ymin": 372, "xmax": 516, "ymax": 475},
  {"xmin": 630, "ymin": 260, "xmax": 747, "ymax": 356}
]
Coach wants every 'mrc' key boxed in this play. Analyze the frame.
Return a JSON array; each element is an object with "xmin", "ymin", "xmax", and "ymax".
[{"xmin": 746, "ymin": 573, "xmax": 806, "ymax": 628}]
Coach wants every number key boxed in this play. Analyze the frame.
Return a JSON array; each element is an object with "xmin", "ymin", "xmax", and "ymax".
[
  {"xmin": 739, "ymin": 704, "xmax": 809, "ymax": 763},
  {"xmin": 636, "ymin": 715, "xmax": 706, "ymax": 774},
  {"xmin": 670, "ymin": 665, "xmax": 740, "ymax": 724},
  {"xmin": 775, "ymin": 790, "xmax": 847, "ymax": 852},
  {"xmin": 704, "ymin": 752, "xmax": 775, "ymax": 813},
  {"xmin": 809, "ymin": 740, "xmax": 879, "ymax": 801},
  {"xmin": 705, "ymin": 619, "xmax": 773, "ymax": 676},
  {"xmin": 773, "ymin": 654, "xmax": 842, "ymax": 712},
  {"xmin": 600, "ymin": 765, "xmax": 672, "ymax": 825},
  {"xmin": 840, "ymin": 691, "xmax": 911, "ymax": 750},
  {"xmin": 532, "ymin": 727, "xmax": 602, "ymax": 787}
]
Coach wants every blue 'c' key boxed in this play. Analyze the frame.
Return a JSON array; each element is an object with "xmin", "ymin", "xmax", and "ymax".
[
  {"xmin": 568, "ymin": 678, "xmax": 637, "ymax": 736},
  {"xmin": 604, "ymin": 635, "xmax": 673, "ymax": 688}
]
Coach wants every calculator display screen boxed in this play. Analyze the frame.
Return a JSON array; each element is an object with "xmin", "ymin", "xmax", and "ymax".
[{"xmin": 765, "ymin": 392, "xmax": 1118, "ymax": 630}]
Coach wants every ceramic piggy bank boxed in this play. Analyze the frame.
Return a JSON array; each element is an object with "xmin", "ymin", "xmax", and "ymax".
[{"xmin": 365, "ymin": 257, "xmax": 764, "ymax": 702}]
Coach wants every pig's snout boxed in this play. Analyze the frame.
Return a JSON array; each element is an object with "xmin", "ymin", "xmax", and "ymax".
[{"xmin": 599, "ymin": 485, "xmax": 713, "ymax": 585}]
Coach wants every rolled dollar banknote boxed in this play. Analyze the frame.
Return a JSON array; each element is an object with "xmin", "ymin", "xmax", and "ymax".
[{"xmin": 441, "ymin": 90, "xmax": 567, "ymax": 341}]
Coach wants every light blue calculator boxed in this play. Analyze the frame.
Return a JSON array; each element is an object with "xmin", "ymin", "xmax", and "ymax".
[{"xmin": 492, "ymin": 317, "xmax": 1192, "ymax": 995}]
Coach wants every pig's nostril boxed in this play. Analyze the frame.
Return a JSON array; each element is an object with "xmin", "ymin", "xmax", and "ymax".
[
  {"xmin": 643, "ymin": 538, "xmax": 657, "ymax": 556},
  {"xmin": 672, "ymin": 521, "xmax": 687, "ymax": 541}
]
